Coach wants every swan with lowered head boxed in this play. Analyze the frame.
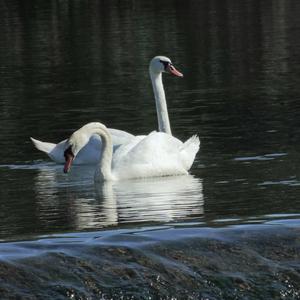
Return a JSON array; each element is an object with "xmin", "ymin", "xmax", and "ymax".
[
  {"xmin": 63, "ymin": 122, "xmax": 200, "ymax": 181},
  {"xmin": 30, "ymin": 56, "xmax": 183, "ymax": 165}
]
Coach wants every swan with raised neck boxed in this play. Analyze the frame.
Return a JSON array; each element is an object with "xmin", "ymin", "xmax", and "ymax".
[
  {"xmin": 31, "ymin": 56, "xmax": 183, "ymax": 165},
  {"xmin": 149, "ymin": 56, "xmax": 183, "ymax": 135}
]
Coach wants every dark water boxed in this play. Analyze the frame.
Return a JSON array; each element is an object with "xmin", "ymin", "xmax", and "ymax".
[{"xmin": 1, "ymin": 0, "xmax": 300, "ymax": 298}]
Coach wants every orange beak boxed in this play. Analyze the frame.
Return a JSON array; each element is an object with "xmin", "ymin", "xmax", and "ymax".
[{"xmin": 167, "ymin": 64, "xmax": 183, "ymax": 77}]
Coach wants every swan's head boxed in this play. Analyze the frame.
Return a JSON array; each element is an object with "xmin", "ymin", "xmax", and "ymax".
[
  {"xmin": 63, "ymin": 134, "xmax": 86, "ymax": 173},
  {"xmin": 149, "ymin": 56, "xmax": 183, "ymax": 77},
  {"xmin": 63, "ymin": 122, "xmax": 104, "ymax": 173}
]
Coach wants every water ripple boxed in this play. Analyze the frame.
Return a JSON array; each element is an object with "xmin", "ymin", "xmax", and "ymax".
[{"xmin": 234, "ymin": 152, "xmax": 288, "ymax": 162}]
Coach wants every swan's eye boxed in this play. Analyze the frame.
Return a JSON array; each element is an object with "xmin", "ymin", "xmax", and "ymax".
[{"xmin": 159, "ymin": 60, "xmax": 170, "ymax": 70}]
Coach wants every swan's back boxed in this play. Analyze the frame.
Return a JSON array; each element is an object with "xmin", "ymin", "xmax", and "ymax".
[{"xmin": 112, "ymin": 132, "xmax": 199, "ymax": 179}]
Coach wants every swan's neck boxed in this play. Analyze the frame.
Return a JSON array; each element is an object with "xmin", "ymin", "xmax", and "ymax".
[
  {"xmin": 150, "ymin": 72, "xmax": 172, "ymax": 135},
  {"xmin": 93, "ymin": 128, "xmax": 114, "ymax": 181}
]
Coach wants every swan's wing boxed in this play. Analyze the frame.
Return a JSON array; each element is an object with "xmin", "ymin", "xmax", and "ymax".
[
  {"xmin": 108, "ymin": 128, "xmax": 135, "ymax": 146},
  {"xmin": 112, "ymin": 135, "xmax": 146, "ymax": 166},
  {"xmin": 74, "ymin": 129, "xmax": 135, "ymax": 165},
  {"xmin": 112, "ymin": 132, "xmax": 188, "ymax": 179}
]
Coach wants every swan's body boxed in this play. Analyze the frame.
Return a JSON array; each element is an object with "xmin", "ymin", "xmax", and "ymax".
[
  {"xmin": 64, "ymin": 122, "xmax": 200, "ymax": 181},
  {"xmin": 30, "ymin": 56, "xmax": 183, "ymax": 165}
]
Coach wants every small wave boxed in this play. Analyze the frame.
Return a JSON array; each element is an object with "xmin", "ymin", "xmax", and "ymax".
[
  {"xmin": 0, "ymin": 161, "xmax": 60, "ymax": 170},
  {"xmin": 258, "ymin": 178, "xmax": 300, "ymax": 187},
  {"xmin": 234, "ymin": 152, "xmax": 287, "ymax": 162}
]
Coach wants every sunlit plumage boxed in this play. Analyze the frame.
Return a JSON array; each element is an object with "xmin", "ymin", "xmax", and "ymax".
[{"xmin": 64, "ymin": 122, "xmax": 200, "ymax": 181}]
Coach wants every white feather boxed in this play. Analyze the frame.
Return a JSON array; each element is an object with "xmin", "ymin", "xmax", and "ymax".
[{"xmin": 66, "ymin": 123, "xmax": 200, "ymax": 181}]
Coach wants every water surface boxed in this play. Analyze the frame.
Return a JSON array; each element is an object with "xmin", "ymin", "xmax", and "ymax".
[{"xmin": 1, "ymin": 0, "xmax": 300, "ymax": 298}]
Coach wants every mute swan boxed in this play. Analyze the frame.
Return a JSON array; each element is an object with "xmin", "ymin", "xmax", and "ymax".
[
  {"xmin": 63, "ymin": 122, "xmax": 200, "ymax": 181},
  {"xmin": 31, "ymin": 56, "xmax": 183, "ymax": 164},
  {"xmin": 150, "ymin": 55, "xmax": 183, "ymax": 135}
]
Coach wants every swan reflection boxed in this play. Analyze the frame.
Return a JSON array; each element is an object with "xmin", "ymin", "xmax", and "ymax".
[
  {"xmin": 95, "ymin": 176, "xmax": 204, "ymax": 224},
  {"xmin": 33, "ymin": 165, "xmax": 204, "ymax": 231}
]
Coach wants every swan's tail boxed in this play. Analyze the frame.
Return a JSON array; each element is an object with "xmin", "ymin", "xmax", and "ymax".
[
  {"xmin": 30, "ymin": 137, "xmax": 56, "ymax": 154},
  {"xmin": 181, "ymin": 135, "xmax": 200, "ymax": 153},
  {"xmin": 180, "ymin": 135, "xmax": 200, "ymax": 170}
]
